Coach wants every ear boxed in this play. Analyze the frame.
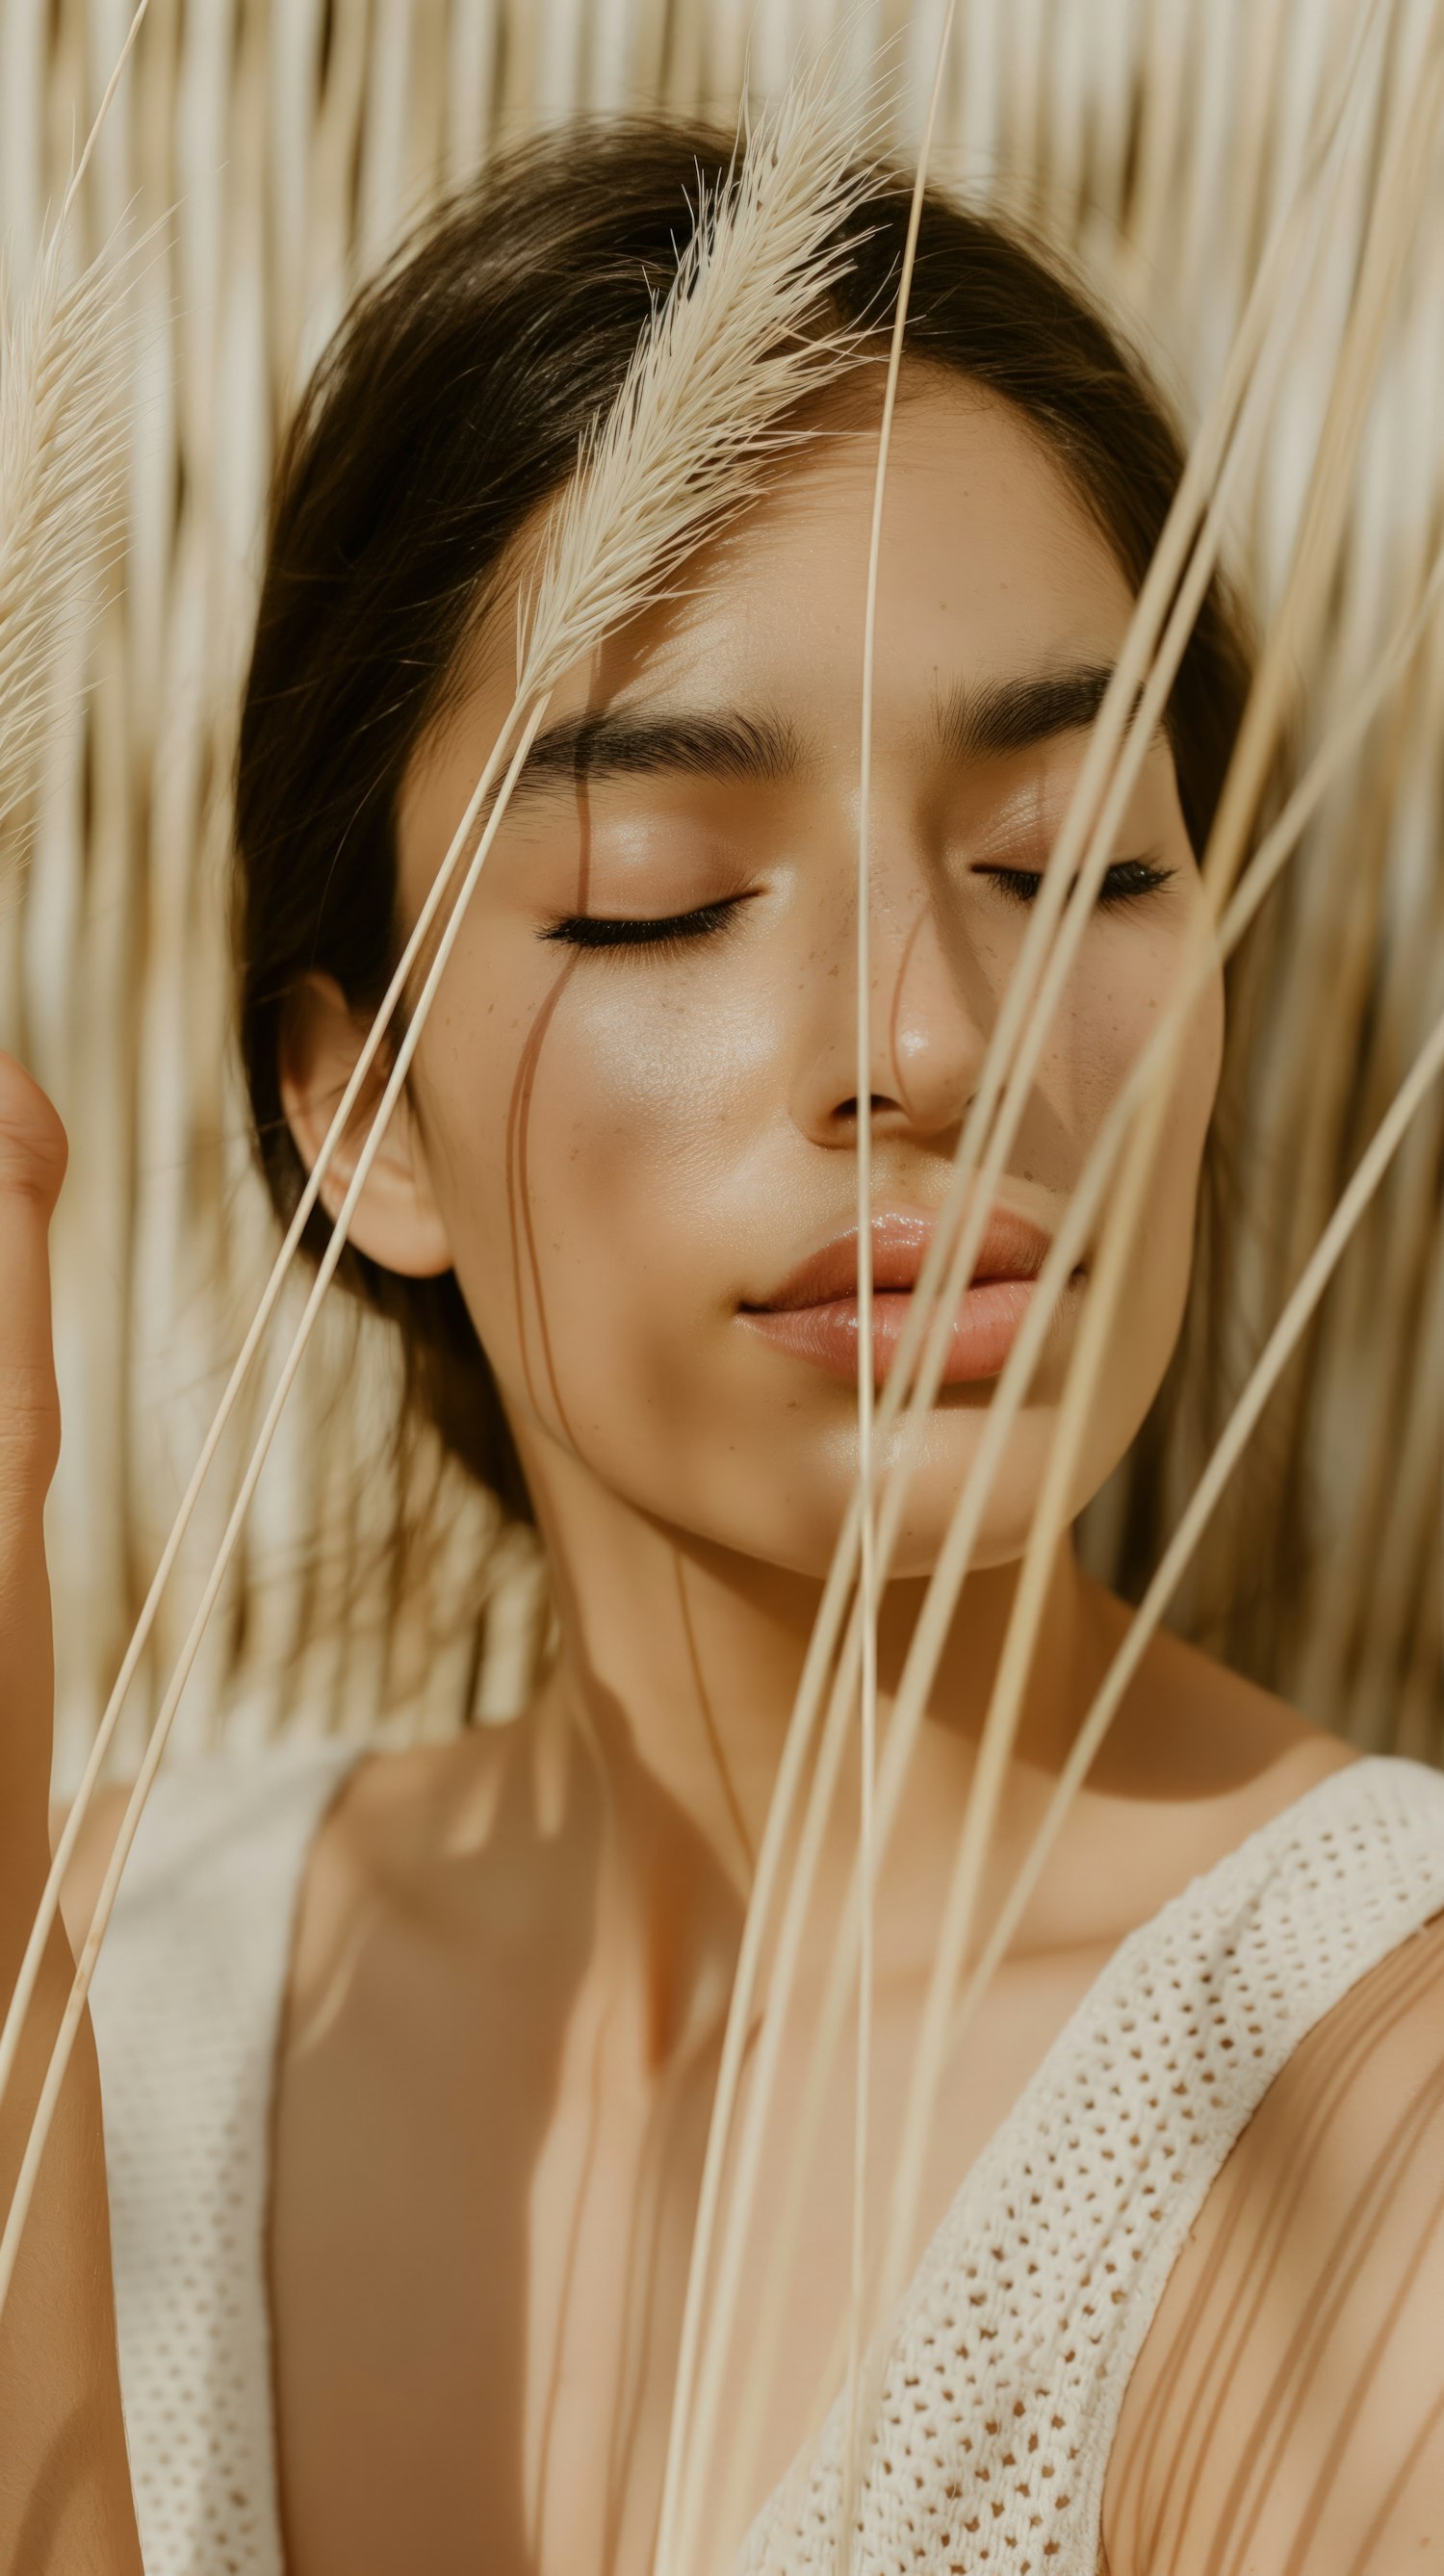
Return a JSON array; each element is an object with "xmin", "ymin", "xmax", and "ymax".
[{"xmin": 278, "ymin": 974, "xmax": 454, "ymax": 1279}]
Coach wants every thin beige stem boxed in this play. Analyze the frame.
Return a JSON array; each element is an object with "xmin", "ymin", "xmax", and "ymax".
[
  {"xmin": 856, "ymin": 0, "xmax": 1379, "ymax": 1557},
  {"xmin": 950, "ymin": 992, "xmax": 1444, "ymax": 2077},
  {"xmin": 725, "ymin": 502, "xmax": 1444, "ymax": 2521},
  {"xmin": 866, "ymin": 25, "xmax": 1444, "ymax": 2365},
  {"xmin": 841, "ymin": 9, "xmax": 956, "ymax": 2554},
  {"xmin": 61, "ymin": 0, "xmax": 150, "ymax": 224},
  {"xmin": 673, "ymin": 37, "xmax": 1372, "ymax": 2543},
  {"xmin": 6, "ymin": 49, "xmax": 875, "ymax": 2249},
  {"xmin": 725, "ymin": 24, "xmax": 1342, "ymax": 2411},
  {"xmin": 0, "ymin": 693, "xmax": 527, "ymax": 2136},
  {"xmin": 851, "ymin": 0, "xmax": 1374, "ymax": 1501},
  {"xmin": 664, "ymin": 1589, "xmax": 866, "ymax": 2576},
  {"xmin": 0, "ymin": 696, "xmax": 551, "ymax": 2327},
  {"xmin": 706, "ymin": 129, "xmax": 1346, "ymax": 2249},
  {"xmin": 652, "ymin": 1521, "xmax": 864, "ymax": 2574}
]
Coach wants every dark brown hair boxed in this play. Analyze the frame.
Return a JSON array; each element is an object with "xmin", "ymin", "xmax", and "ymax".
[{"xmin": 234, "ymin": 120, "xmax": 1253, "ymax": 1525}]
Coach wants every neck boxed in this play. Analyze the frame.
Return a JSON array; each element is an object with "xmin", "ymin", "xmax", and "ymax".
[{"xmin": 518, "ymin": 1430, "xmax": 1117, "ymax": 1916}]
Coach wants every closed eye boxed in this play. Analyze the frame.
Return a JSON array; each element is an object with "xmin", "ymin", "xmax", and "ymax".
[
  {"xmin": 978, "ymin": 855, "xmax": 1175, "ymax": 909},
  {"xmin": 540, "ymin": 895, "xmax": 749, "ymax": 952}
]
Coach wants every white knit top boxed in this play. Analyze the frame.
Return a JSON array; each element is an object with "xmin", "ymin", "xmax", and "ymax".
[{"xmin": 89, "ymin": 1746, "xmax": 1444, "ymax": 2576}]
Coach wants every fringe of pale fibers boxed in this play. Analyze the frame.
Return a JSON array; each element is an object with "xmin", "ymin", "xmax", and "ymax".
[
  {"xmin": 13, "ymin": 0, "xmax": 1444, "ymax": 1778},
  {"xmin": 521, "ymin": 64, "xmax": 877, "ymax": 692},
  {"xmin": 25, "ymin": 36, "xmax": 889, "ymax": 1912},
  {"xmin": 0, "ymin": 225, "xmax": 134, "ymax": 863},
  {"xmin": 0, "ymin": 39, "xmax": 902, "ymax": 2332}
]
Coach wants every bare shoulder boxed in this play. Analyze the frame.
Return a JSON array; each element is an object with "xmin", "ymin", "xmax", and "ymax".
[
  {"xmin": 1104, "ymin": 1904, "xmax": 1444, "ymax": 2574},
  {"xmin": 285, "ymin": 1695, "xmax": 586, "ymax": 2037},
  {"xmin": 1101, "ymin": 1594, "xmax": 1356, "ymax": 1802}
]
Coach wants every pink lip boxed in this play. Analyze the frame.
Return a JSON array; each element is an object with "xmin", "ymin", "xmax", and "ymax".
[{"xmin": 738, "ymin": 1208, "xmax": 1082, "ymax": 1387}]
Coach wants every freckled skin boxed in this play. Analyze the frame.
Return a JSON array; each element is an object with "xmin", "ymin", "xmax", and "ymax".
[
  {"xmin": 384, "ymin": 382, "xmax": 1221, "ymax": 1576},
  {"xmin": 4, "ymin": 357, "xmax": 1437, "ymax": 2576},
  {"xmin": 256, "ymin": 378, "xmax": 1372, "ymax": 2576}
]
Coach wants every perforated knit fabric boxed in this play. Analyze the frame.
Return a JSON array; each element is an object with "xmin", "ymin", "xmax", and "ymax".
[
  {"xmin": 737, "ymin": 1756, "xmax": 1444, "ymax": 2575},
  {"xmin": 91, "ymin": 1740, "xmax": 359, "ymax": 2576},
  {"xmin": 89, "ymin": 1751, "xmax": 1444, "ymax": 2576}
]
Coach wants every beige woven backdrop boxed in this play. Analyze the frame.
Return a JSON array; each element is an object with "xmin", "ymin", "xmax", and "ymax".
[{"xmin": 2, "ymin": 0, "xmax": 1441, "ymax": 1789}]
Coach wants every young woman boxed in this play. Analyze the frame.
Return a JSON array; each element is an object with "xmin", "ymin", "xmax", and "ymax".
[{"xmin": 4, "ymin": 122, "xmax": 1443, "ymax": 2576}]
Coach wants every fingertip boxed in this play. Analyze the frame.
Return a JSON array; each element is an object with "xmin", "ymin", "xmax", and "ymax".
[{"xmin": 0, "ymin": 1052, "xmax": 68, "ymax": 1213}]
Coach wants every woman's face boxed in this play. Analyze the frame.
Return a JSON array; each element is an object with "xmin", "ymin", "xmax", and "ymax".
[{"xmin": 372, "ymin": 375, "xmax": 1224, "ymax": 1578}]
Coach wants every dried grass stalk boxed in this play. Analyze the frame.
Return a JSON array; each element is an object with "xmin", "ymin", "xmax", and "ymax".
[
  {"xmin": 664, "ymin": 21, "xmax": 1382, "ymax": 2539},
  {"xmin": 0, "ymin": 235, "xmax": 129, "ymax": 863},
  {"xmin": 519, "ymin": 64, "xmax": 875, "ymax": 693},
  {"xmin": 4, "ymin": 0, "xmax": 1444, "ymax": 2548},
  {"xmin": 838, "ymin": 0, "xmax": 957, "ymax": 2535},
  {"xmin": 718, "ymin": 518, "xmax": 1444, "ymax": 2527},
  {"xmin": 679, "ymin": 19, "xmax": 1441, "ymax": 2524},
  {"xmin": 862, "ymin": 21, "xmax": 1444, "ymax": 2434},
  {"xmin": 13, "ymin": 0, "xmax": 1436, "ymax": 1820},
  {"xmin": 0, "ymin": 50, "xmax": 882, "ymax": 2331},
  {"xmin": 0, "ymin": 0, "xmax": 149, "ymax": 861}
]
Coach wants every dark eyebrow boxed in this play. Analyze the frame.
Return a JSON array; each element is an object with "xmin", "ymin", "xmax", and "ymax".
[
  {"xmin": 504, "ymin": 706, "xmax": 805, "ymax": 807},
  {"xmin": 933, "ymin": 662, "xmax": 1150, "ymax": 763}
]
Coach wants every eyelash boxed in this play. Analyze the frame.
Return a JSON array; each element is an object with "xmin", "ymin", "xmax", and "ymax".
[
  {"xmin": 981, "ymin": 857, "xmax": 1174, "ymax": 909},
  {"xmin": 541, "ymin": 897, "xmax": 745, "ymax": 953},
  {"xmin": 539, "ymin": 858, "xmax": 1173, "ymax": 954}
]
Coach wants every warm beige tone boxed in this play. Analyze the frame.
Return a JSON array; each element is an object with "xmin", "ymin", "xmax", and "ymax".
[
  {"xmin": 0, "ymin": 0, "xmax": 1440, "ymax": 1783},
  {"xmin": 245, "ymin": 379, "xmax": 1426, "ymax": 2569},
  {"xmin": 4, "ymin": 59, "xmax": 1444, "ymax": 2567}
]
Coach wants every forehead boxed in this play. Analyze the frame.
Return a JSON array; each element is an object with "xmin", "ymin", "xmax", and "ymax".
[
  {"xmin": 400, "ymin": 376, "xmax": 1145, "ymax": 878},
  {"xmin": 561, "ymin": 374, "xmax": 1136, "ymax": 734}
]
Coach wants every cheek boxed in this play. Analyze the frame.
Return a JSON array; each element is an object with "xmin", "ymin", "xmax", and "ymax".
[
  {"xmin": 1137, "ymin": 961, "xmax": 1224, "ymax": 1317},
  {"xmin": 1039, "ymin": 933, "xmax": 1224, "ymax": 1502},
  {"xmin": 408, "ymin": 949, "xmax": 789, "ymax": 1433},
  {"xmin": 1044, "ymin": 917, "xmax": 1223, "ymax": 1164},
  {"xmin": 1109, "ymin": 966, "xmax": 1223, "ymax": 1466},
  {"xmin": 1173, "ymin": 961, "xmax": 1225, "ymax": 1161},
  {"xmin": 525, "ymin": 974, "xmax": 781, "ymax": 1240},
  {"xmin": 1103, "ymin": 932, "xmax": 1224, "ymax": 1272}
]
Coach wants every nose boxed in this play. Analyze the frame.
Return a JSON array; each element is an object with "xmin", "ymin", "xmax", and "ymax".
[{"xmin": 789, "ymin": 865, "xmax": 990, "ymax": 1155}]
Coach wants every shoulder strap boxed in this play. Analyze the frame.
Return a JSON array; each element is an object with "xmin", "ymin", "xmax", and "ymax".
[
  {"xmin": 740, "ymin": 1756, "xmax": 1444, "ymax": 2575},
  {"xmin": 91, "ymin": 1740, "xmax": 360, "ymax": 2576}
]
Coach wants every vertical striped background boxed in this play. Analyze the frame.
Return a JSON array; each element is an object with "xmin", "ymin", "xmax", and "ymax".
[{"xmin": 2, "ymin": 0, "xmax": 1441, "ymax": 1784}]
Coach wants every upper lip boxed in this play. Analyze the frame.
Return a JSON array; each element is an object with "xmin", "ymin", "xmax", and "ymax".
[{"xmin": 743, "ymin": 1207, "xmax": 1055, "ymax": 1312}]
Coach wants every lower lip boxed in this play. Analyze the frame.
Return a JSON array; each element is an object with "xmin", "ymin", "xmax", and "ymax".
[{"xmin": 741, "ymin": 1275, "xmax": 1081, "ymax": 1386}]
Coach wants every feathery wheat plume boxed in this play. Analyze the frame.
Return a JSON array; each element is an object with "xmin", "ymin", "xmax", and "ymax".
[
  {"xmin": 0, "ymin": 244, "xmax": 120, "ymax": 853},
  {"xmin": 518, "ymin": 84, "xmax": 876, "ymax": 692},
  {"xmin": 0, "ymin": 0, "xmax": 149, "ymax": 864},
  {"xmin": 0, "ymin": 51, "xmax": 885, "ymax": 2329},
  {"xmin": 8, "ymin": 0, "xmax": 1435, "ymax": 1801}
]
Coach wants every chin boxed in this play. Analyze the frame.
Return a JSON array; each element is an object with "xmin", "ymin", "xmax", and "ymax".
[
  {"xmin": 866, "ymin": 1437, "xmax": 1063, "ymax": 1582},
  {"xmin": 677, "ymin": 1412, "xmax": 1075, "ymax": 1584}
]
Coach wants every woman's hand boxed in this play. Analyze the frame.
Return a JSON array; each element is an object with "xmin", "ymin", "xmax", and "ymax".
[
  {"xmin": 0, "ymin": 1048, "xmax": 65, "ymax": 1883},
  {"xmin": 0, "ymin": 1048, "xmax": 142, "ymax": 2574}
]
